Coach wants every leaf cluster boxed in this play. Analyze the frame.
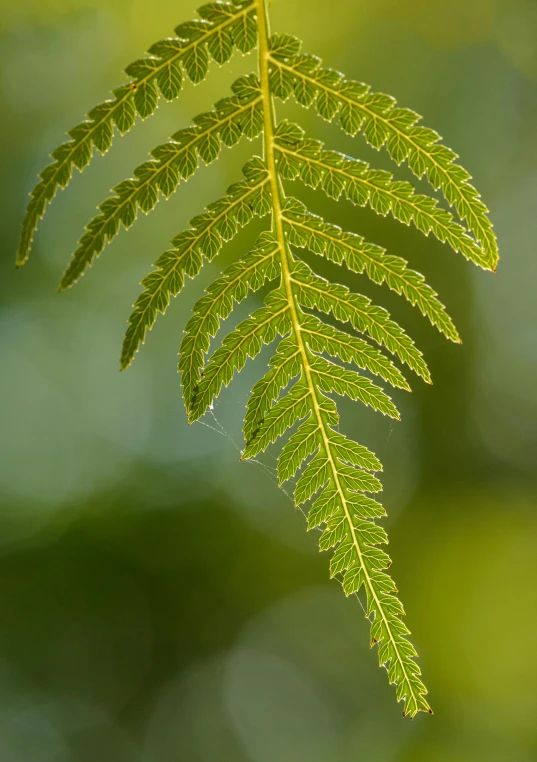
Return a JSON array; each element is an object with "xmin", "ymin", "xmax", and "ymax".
[{"xmin": 16, "ymin": 0, "xmax": 497, "ymax": 718}]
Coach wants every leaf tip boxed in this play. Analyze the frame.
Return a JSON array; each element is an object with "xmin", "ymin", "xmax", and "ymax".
[{"xmin": 15, "ymin": 242, "xmax": 30, "ymax": 268}]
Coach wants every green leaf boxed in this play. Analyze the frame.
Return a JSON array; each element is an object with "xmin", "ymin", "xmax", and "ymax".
[
  {"xmin": 231, "ymin": 7, "xmax": 258, "ymax": 53},
  {"xmin": 283, "ymin": 196, "xmax": 461, "ymax": 343},
  {"xmin": 278, "ymin": 416, "xmax": 319, "ymax": 484},
  {"xmin": 156, "ymin": 60, "xmax": 183, "ymax": 100},
  {"xmin": 242, "ymin": 379, "xmax": 311, "ymax": 459},
  {"xmin": 309, "ymin": 354, "xmax": 400, "ymax": 419},
  {"xmin": 290, "ymin": 259, "xmax": 431, "ymax": 382},
  {"xmin": 301, "ymin": 313, "xmax": 410, "ymax": 391},
  {"xmin": 269, "ymin": 46, "xmax": 498, "ymax": 270},
  {"xmin": 243, "ymin": 337, "xmax": 301, "ymax": 445},
  {"xmin": 179, "ymin": 229, "xmax": 284, "ymax": 415},
  {"xmin": 122, "ymin": 161, "xmax": 270, "ymax": 370},
  {"xmin": 189, "ymin": 291, "xmax": 290, "ymax": 421},
  {"xmin": 59, "ymin": 77, "xmax": 262, "ymax": 291},
  {"xmin": 19, "ymin": 0, "xmax": 502, "ymax": 718},
  {"xmin": 275, "ymin": 127, "xmax": 488, "ymax": 270},
  {"xmin": 16, "ymin": 0, "xmax": 256, "ymax": 267}
]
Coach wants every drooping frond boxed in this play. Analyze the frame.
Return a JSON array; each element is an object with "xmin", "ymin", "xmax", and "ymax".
[
  {"xmin": 60, "ymin": 74, "xmax": 263, "ymax": 291},
  {"xmin": 189, "ymin": 289, "xmax": 291, "ymax": 421},
  {"xmin": 267, "ymin": 36, "xmax": 498, "ymax": 270},
  {"xmin": 282, "ymin": 196, "xmax": 460, "ymax": 343},
  {"xmin": 298, "ymin": 313, "xmax": 411, "ymax": 391},
  {"xmin": 274, "ymin": 121, "xmax": 488, "ymax": 270},
  {"xmin": 17, "ymin": 0, "xmax": 258, "ymax": 268},
  {"xmin": 243, "ymin": 336, "xmax": 301, "ymax": 444},
  {"xmin": 179, "ymin": 228, "xmax": 279, "ymax": 415},
  {"xmin": 121, "ymin": 158, "xmax": 271, "ymax": 370},
  {"xmin": 17, "ymin": 0, "xmax": 500, "ymax": 718},
  {"xmin": 289, "ymin": 259, "xmax": 431, "ymax": 382}
]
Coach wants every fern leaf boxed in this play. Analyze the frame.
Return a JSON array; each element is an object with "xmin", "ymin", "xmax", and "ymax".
[
  {"xmin": 180, "ymin": 230, "xmax": 279, "ymax": 416},
  {"xmin": 18, "ymin": 0, "xmax": 501, "ymax": 717},
  {"xmin": 329, "ymin": 432, "xmax": 383, "ymax": 472},
  {"xmin": 290, "ymin": 259, "xmax": 431, "ymax": 382},
  {"xmin": 278, "ymin": 418, "xmax": 382, "ymax": 486},
  {"xmin": 300, "ymin": 313, "xmax": 410, "ymax": 391},
  {"xmin": 189, "ymin": 292, "xmax": 290, "ymax": 421},
  {"xmin": 121, "ymin": 159, "xmax": 270, "ymax": 370},
  {"xmin": 308, "ymin": 489, "xmax": 386, "ymax": 528},
  {"xmin": 274, "ymin": 124, "xmax": 488, "ymax": 270},
  {"xmin": 243, "ymin": 337, "xmax": 301, "ymax": 443},
  {"xmin": 277, "ymin": 416, "xmax": 319, "ymax": 483},
  {"xmin": 242, "ymin": 376, "xmax": 311, "ymax": 459},
  {"xmin": 268, "ymin": 40, "xmax": 498, "ymax": 269},
  {"xmin": 60, "ymin": 75, "xmax": 263, "ymax": 291},
  {"xmin": 308, "ymin": 353, "xmax": 400, "ymax": 418},
  {"xmin": 283, "ymin": 197, "xmax": 460, "ymax": 343},
  {"xmin": 16, "ymin": 0, "xmax": 257, "ymax": 268}
]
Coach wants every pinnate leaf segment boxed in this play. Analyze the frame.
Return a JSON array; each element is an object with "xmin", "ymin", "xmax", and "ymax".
[{"xmin": 17, "ymin": 0, "xmax": 497, "ymax": 717}]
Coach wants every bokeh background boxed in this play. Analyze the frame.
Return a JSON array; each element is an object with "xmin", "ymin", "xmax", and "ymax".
[{"xmin": 1, "ymin": 0, "xmax": 537, "ymax": 759}]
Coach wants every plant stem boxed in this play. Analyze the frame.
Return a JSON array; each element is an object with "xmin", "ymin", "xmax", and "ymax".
[{"xmin": 256, "ymin": 0, "xmax": 425, "ymax": 713}]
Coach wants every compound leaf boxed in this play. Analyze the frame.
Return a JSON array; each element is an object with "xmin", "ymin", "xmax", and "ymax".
[{"xmin": 17, "ymin": 0, "xmax": 499, "ymax": 718}]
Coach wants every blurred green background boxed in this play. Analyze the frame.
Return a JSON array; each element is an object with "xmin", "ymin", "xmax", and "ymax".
[{"xmin": 1, "ymin": 0, "xmax": 537, "ymax": 759}]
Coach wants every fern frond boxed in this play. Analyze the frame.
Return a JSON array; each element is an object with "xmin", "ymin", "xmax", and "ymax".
[
  {"xmin": 290, "ymin": 259, "xmax": 431, "ymax": 382},
  {"xmin": 243, "ymin": 337, "xmax": 301, "ymax": 443},
  {"xmin": 242, "ymin": 375, "xmax": 311, "ymax": 458},
  {"xmin": 180, "ymin": 228, "xmax": 279, "ymax": 415},
  {"xmin": 274, "ymin": 123, "xmax": 487, "ymax": 270},
  {"xmin": 308, "ymin": 353, "xmax": 400, "ymax": 418},
  {"xmin": 17, "ymin": 1, "xmax": 258, "ymax": 267},
  {"xmin": 283, "ymin": 197, "xmax": 460, "ymax": 343},
  {"xmin": 188, "ymin": 283, "xmax": 290, "ymax": 422},
  {"xmin": 299, "ymin": 313, "xmax": 411, "ymax": 391},
  {"xmin": 59, "ymin": 75, "xmax": 263, "ymax": 291},
  {"xmin": 121, "ymin": 158, "xmax": 270, "ymax": 370},
  {"xmin": 268, "ymin": 38, "xmax": 498, "ymax": 270},
  {"xmin": 19, "ymin": 0, "xmax": 500, "ymax": 717}
]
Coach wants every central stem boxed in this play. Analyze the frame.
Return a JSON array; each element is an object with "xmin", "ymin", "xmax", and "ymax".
[
  {"xmin": 256, "ymin": 0, "xmax": 307, "ymax": 374},
  {"xmin": 256, "ymin": 0, "xmax": 319, "ymax": 445},
  {"xmin": 256, "ymin": 1, "xmax": 358, "ymax": 562},
  {"xmin": 255, "ymin": 0, "xmax": 418, "ymax": 705},
  {"xmin": 256, "ymin": 0, "xmax": 286, "ymax": 259}
]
